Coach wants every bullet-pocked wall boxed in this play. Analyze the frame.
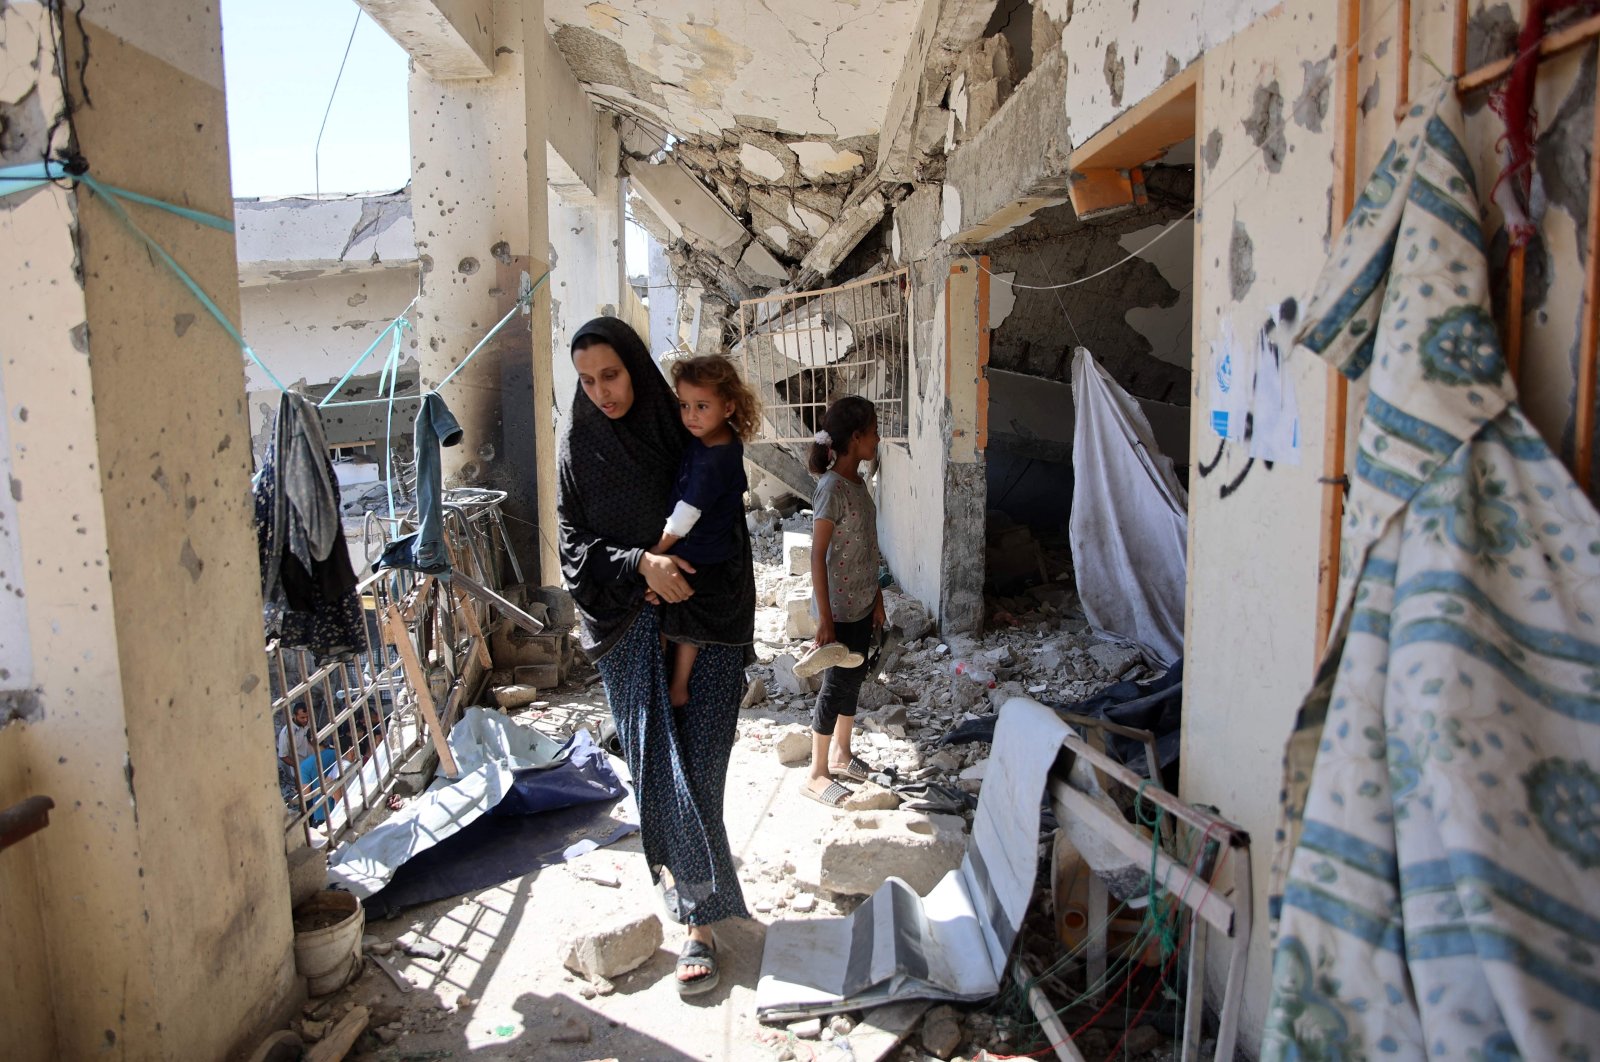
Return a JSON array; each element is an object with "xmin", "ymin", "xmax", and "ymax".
[{"xmin": 0, "ymin": 2, "xmax": 298, "ymax": 1057}]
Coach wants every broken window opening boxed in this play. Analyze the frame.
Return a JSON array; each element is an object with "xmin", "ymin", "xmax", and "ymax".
[{"xmin": 736, "ymin": 269, "xmax": 911, "ymax": 446}]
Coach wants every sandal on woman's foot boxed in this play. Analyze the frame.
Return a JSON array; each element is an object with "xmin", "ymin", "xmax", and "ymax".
[
  {"xmin": 801, "ymin": 779, "xmax": 853, "ymax": 808},
  {"xmin": 793, "ymin": 641, "xmax": 865, "ymax": 678},
  {"xmin": 830, "ymin": 755, "xmax": 875, "ymax": 783},
  {"xmin": 676, "ymin": 937, "xmax": 719, "ymax": 996}
]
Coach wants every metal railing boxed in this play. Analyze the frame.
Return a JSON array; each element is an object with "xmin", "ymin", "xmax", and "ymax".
[
  {"xmin": 736, "ymin": 268, "xmax": 911, "ymax": 443},
  {"xmin": 272, "ymin": 568, "xmax": 417, "ymax": 850}
]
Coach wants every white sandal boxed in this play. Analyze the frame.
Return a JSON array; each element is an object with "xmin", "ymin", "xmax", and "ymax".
[{"xmin": 793, "ymin": 641, "xmax": 865, "ymax": 678}]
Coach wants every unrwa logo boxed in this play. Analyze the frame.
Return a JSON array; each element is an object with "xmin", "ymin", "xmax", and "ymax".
[{"xmin": 1216, "ymin": 350, "xmax": 1233, "ymax": 393}]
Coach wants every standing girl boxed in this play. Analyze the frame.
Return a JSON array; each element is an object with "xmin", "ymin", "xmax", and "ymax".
[
  {"xmin": 799, "ymin": 395, "xmax": 886, "ymax": 807},
  {"xmin": 652, "ymin": 355, "xmax": 761, "ymax": 708},
  {"xmin": 558, "ymin": 318, "xmax": 754, "ymax": 996}
]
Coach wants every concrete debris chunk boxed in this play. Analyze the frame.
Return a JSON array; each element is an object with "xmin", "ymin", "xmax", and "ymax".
[
  {"xmin": 775, "ymin": 726, "xmax": 813, "ymax": 766},
  {"xmin": 789, "ymin": 1018, "xmax": 823, "ymax": 1040},
  {"xmin": 842, "ymin": 782, "xmax": 901, "ymax": 811},
  {"xmin": 783, "ymin": 585, "xmax": 819, "ymax": 641},
  {"xmin": 773, "ymin": 653, "xmax": 821, "ymax": 696},
  {"xmin": 1087, "ymin": 640, "xmax": 1143, "ymax": 679},
  {"xmin": 558, "ymin": 912, "xmax": 664, "ymax": 981},
  {"xmin": 819, "ymin": 811, "xmax": 966, "ymax": 896},
  {"xmin": 783, "ymin": 530, "xmax": 813, "ymax": 575},
  {"xmin": 882, "ymin": 589, "xmax": 934, "ymax": 640},
  {"xmin": 741, "ymin": 676, "xmax": 768, "ymax": 709}
]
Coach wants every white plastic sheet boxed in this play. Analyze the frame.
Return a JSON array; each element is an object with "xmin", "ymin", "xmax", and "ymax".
[{"xmin": 1069, "ymin": 347, "xmax": 1188, "ymax": 665}]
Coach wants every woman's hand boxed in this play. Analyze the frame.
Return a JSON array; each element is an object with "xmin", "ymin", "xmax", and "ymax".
[{"xmin": 640, "ymin": 552, "xmax": 697, "ymax": 603}]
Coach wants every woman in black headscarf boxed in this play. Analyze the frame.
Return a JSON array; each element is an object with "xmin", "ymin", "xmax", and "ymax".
[{"xmin": 558, "ymin": 317, "xmax": 753, "ymax": 996}]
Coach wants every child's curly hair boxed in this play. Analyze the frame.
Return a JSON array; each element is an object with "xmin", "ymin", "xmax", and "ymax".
[{"xmin": 670, "ymin": 355, "xmax": 763, "ymax": 440}]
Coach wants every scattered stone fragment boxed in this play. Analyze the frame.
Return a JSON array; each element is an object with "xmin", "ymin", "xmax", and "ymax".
[
  {"xmin": 298, "ymin": 1020, "xmax": 326, "ymax": 1042},
  {"xmin": 841, "ymin": 782, "xmax": 901, "ymax": 811},
  {"xmin": 919, "ymin": 1006, "xmax": 963, "ymax": 1060},
  {"xmin": 559, "ymin": 912, "xmax": 664, "ymax": 980},
  {"xmin": 789, "ymin": 1018, "xmax": 823, "ymax": 1040},
  {"xmin": 1087, "ymin": 641, "xmax": 1143, "ymax": 679},
  {"xmin": 374, "ymin": 1027, "xmax": 401, "ymax": 1044},
  {"xmin": 400, "ymin": 936, "xmax": 446, "ymax": 961},
  {"xmin": 775, "ymin": 726, "xmax": 813, "ymax": 766},
  {"xmin": 829, "ymin": 1014, "xmax": 856, "ymax": 1036},
  {"xmin": 773, "ymin": 653, "xmax": 822, "ymax": 696},
  {"xmin": 550, "ymin": 1017, "xmax": 592, "ymax": 1044},
  {"xmin": 742, "ymin": 676, "xmax": 768, "ymax": 708},
  {"xmin": 791, "ymin": 892, "xmax": 817, "ymax": 913}
]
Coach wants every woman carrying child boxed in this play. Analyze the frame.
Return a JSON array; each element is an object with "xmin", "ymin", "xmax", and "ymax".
[
  {"xmin": 557, "ymin": 318, "xmax": 755, "ymax": 996},
  {"xmin": 795, "ymin": 395, "xmax": 886, "ymax": 808}
]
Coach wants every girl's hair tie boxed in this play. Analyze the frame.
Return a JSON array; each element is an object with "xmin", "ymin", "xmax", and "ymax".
[{"xmin": 814, "ymin": 430, "xmax": 832, "ymax": 447}]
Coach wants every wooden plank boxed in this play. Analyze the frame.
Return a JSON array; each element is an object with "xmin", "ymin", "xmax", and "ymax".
[
  {"xmin": 948, "ymin": 195, "xmax": 1068, "ymax": 245},
  {"xmin": 1048, "ymin": 780, "xmax": 1236, "ymax": 933},
  {"xmin": 1317, "ymin": 0, "xmax": 1362, "ymax": 656},
  {"xmin": 1066, "ymin": 168, "xmax": 1136, "ymax": 218},
  {"xmin": 1453, "ymin": 0, "xmax": 1469, "ymax": 77},
  {"xmin": 454, "ymin": 586, "xmax": 495, "ymax": 669},
  {"xmin": 1213, "ymin": 848, "xmax": 1254, "ymax": 1062},
  {"xmin": 1014, "ymin": 958, "xmax": 1088, "ymax": 1062},
  {"xmin": 1458, "ymin": 12, "xmax": 1600, "ymax": 95},
  {"xmin": 1181, "ymin": 906, "xmax": 1209, "ymax": 1062},
  {"xmin": 452, "ymin": 570, "xmax": 546, "ymax": 636},
  {"xmin": 305, "ymin": 1005, "xmax": 369, "ymax": 1062},
  {"xmin": 1397, "ymin": 0, "xmax": 1412, "ymax": 107},
  {"xmin": 1507, "ymin": 245, "xmax": 1527, "ymax": 382},
  {"xmin": 1576, "ymin": 71, "xmax": 1600, "ymax": 488},
  {"xmin": 383, "ymin": 604, "xmax": 459, "ymax": 777},
  {"xmin": 1068, "ymin": 62, "xmax": 1200, "ymax": 172},
  {"xmin": 1085, "ymin": 872, "xmax": 1109, "ymax": 1003},
  {"xmin": 1062, "ymin": 733, "xmax": 1247, "ymax": 844}
]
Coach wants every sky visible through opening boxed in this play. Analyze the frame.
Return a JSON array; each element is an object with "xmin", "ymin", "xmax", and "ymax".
[{"xmin": 221, "ymin": 0, "xmax": 648, "ymax": 273}]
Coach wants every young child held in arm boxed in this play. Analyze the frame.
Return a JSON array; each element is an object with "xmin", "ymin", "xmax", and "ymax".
[
  {"xmin": 652, "ymin": 356, "xmax": 762, "ymax": 708},
  {"xmin": 797, "ymin": 395, "xmax": 886, "ymax": 808}
]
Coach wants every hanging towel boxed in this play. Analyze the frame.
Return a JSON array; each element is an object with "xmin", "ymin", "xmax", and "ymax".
[
  {"xmin": 413, "ymin": 391, "xmax": 463, "ymax": 572},
  {"xmin": 1263, "ymin": 83, "xmax": 1600, "ymax": 1060}
]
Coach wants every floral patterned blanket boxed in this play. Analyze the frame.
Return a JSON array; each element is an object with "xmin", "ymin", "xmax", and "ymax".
[{"xmin": 1263, "ymin": 83, "xmax": 1600, "ymax": 1059}]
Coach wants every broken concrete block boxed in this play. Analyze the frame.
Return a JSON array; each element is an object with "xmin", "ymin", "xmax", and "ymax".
[
  {"xmin": 819, "ymin": 811, "xmax": 967, "ymax": 896},
  {"xmin": 855, "ymin": 680, "xmax": 896, "ymax": 711},
  {"xmin": 1088, "ymin": 641, "xmax": 1143, "ymax": 679},
  {"xmin": 558, "ymin": 912, "xmax": 663, "ymax": 981},
  {"xmin": 492, "ymin": 684, "xmax": 544, "ymax": 709},
  {"xmin": 789, "ymin": 1018, "xmax": 823, "ymax": 1041},
  {"xmin": 882, "ymin": 589, "xmax": 934, "ymax": 641},
  {"xmin": 919, "ymin": 1005, "xmax": 963, "ymax": 1060},
  {"xmin": 842, "ymin": 782, "xmax": 901, "ymax": 812},
  {"xmin": 775, "ymin": 727, "xmax": 813, "ymax": 767},
  {"xmin": 773, "ymin": 653, "xmax": 821, "ymax": 696},
  {"xmin": 740, "ymin": 676, "xmax": 767, "ymax": 709},
  {"xmin": 784, "ymin": 586, "xmax": 818, "ymax": 641},
  {"xmin": 783, "ymin": 530, "xmax": 813, "ymax": 575}
]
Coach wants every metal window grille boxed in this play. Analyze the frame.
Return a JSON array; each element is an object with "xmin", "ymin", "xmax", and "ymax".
[
  {"xmin": 272, "ymin": 568, "xmax": 417, "ymax": 850},
  {"xmin": 736, "ymin": 268, "xmax": 911, "ymax": 444}
]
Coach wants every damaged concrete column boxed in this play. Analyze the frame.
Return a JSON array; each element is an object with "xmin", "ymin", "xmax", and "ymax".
[
  {"xmin": 522, "ymin": 0, "xmax": 559, "ymax": 585},
  {"xmin": 0, "ymin": 3, "xmax": 296, "ymax": 1057},
  {"xmin": 401, "ymin": 0, "xmax": 552, "ymax": 576}
]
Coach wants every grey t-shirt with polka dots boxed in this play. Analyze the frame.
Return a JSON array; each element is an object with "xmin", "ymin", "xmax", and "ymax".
[{"xmin": 812, "ymin": 471, "xmax": 882, "ymax": 624}]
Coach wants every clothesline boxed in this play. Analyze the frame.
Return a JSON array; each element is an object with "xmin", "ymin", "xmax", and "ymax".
[{"xmin": 0, "ymin": 159, "xmax": 553, "ymax": 413}]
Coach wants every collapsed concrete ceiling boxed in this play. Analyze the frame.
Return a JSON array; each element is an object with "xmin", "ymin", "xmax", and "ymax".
[
  {"xmin": 545, "ymin": 0, "xmax": 945, "ymax": 338},
  {"xmin": 545, "ymin": 0, "xmax": 925, "ymax": 140}
]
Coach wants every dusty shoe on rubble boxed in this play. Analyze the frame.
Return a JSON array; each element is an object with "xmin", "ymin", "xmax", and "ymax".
[{"xmin": 793, "ymin": 641, "xmax": 864, "ymax": 678}]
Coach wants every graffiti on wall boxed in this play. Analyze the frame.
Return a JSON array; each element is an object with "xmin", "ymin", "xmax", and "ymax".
[{"xmin": 1199, "ymin": 297, "xmax": 1302, "ymax": 497}]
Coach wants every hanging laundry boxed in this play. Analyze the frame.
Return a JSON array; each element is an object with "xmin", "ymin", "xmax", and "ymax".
[
  {"xmin": 374, "ymin": 391, "xmax": 463, "ymax": 575},
  {"xmin": 254, "ymin": 391, "xmax": 365, "ymax": 663},
  {"xmin": 1264, "ymin": 84, "xmax": 1600, "ymax": 1059}
]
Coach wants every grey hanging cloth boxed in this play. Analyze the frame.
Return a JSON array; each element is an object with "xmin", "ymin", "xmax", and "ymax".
[{"xmin": 375, "ymin": 391, "xmax": 462, "ymax": 575}]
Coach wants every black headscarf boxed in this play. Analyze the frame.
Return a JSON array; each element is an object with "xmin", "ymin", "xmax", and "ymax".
[{"xmin": 557, "ymin": 317, "xmax": 688, "ymax": 659}]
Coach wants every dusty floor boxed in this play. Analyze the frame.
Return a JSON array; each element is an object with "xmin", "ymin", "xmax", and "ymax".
[{"xmin": 299, "ymin": 521, "xmax": 1187, "ymax": 1062}]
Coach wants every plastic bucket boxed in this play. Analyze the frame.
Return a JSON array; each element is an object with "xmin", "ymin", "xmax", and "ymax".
[{"xmin": 292, "ymin": 889, "xmax": 364, "ymax": 995}]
